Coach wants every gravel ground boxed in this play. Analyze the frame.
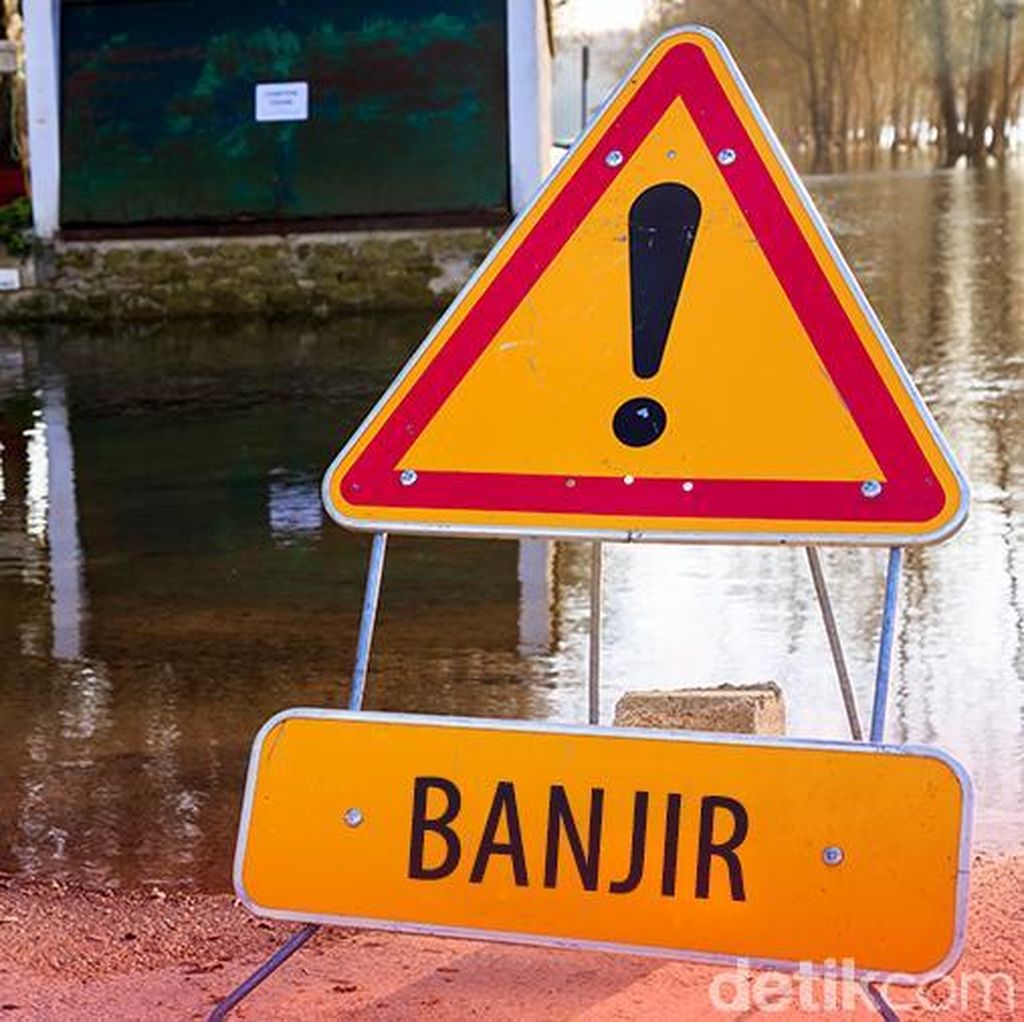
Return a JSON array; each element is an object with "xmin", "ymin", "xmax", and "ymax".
[{"xmin": 0, "ymin": 853, "xmax": 1020, "ymax": 1020}]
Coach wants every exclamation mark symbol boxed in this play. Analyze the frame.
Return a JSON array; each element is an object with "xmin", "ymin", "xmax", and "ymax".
[{"xmin": 612, "ymin": 183, "xmax": 701, "ymax": 447}]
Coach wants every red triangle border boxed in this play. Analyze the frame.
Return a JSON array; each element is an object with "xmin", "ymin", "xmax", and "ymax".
[{"xmin": 338, "ymin": 42, "xmax": 943, "ymax": 528}]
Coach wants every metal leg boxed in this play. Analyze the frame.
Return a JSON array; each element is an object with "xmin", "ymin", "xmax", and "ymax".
[
  {"xmin": 808, "ymin": 547, "xmax": 904, "ymax": 1018},
  {"xmin": 870, "ymin": 547, "xmax": 903, "ymax": 744},
  {"xmin": 349, "ymin": 532, "xmax": 389, "ymax": 711},
  {"xmin": 806, "ymin": 548, "xmax": 863, "ymax": 740},
  {"xmin": 865, "ymin": 980, "xmax": 901, "ymax": 1021},
  {"xmin": 207, "ymin": 923, "xmax": 319, "ymax": 1022},
  {"xmin": 209, "ymin": 533, "xmax": 390, "ymax": 1020},
  {"xmin": 860, "ymin": 547, "xmax": 904, "ymax": 1021},
  {"xmin": 588, "ymin": 542, "xmax": 603, "ymax": 725}
]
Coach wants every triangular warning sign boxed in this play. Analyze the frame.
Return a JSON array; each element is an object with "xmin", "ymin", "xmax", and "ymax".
[{"xmin": 323, "ymin": 28, "xmax": 967, "ymax": 546}]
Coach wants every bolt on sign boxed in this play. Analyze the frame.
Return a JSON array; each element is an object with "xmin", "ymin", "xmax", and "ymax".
[
  {"xmin": 235, "ymin": 711, "xmax": 971, "ymax": 979},
  {"xmin": 322, "ymin": 28, "xmax": 967, "ymax": 545}
]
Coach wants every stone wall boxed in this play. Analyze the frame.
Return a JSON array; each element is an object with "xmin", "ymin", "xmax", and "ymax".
[{"xmin": 0, "ymin": 227, "xmax": 501, "ymax": 321}]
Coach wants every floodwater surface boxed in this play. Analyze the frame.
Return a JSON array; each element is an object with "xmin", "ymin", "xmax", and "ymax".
[{"xmin": 1, "ymin": 165, "xmax": 1022, "ymax": 891}]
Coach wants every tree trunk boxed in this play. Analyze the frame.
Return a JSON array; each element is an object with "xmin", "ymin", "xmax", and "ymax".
[
  {"xmin": 990, "ymin": 15, "xmax": 1014, "ymax": 158},
  {"xmin": 964, "ymin": 0, "xmax": 997, "ymax": 165},
  {"xmin": 3, "ymin": 0, "xmax": 28, "ymax": 197},
  {"xmin": 923, "ymin": 0, "xmax": 966, "ymax": 166}
]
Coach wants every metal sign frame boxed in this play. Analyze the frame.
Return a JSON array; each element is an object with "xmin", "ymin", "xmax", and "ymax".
[
  {"xmin": 213, "ymin": 25, "xmax": 974, "ymax": 1022},
  {"xmin": 212, "ymin": 531, "xmax": 967, "ymax": 1022}
]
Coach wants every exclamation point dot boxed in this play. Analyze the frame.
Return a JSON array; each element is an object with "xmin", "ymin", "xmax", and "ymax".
[{"xmin": 613, "ymin": 397, "xmax": 667, "ymax": 447}]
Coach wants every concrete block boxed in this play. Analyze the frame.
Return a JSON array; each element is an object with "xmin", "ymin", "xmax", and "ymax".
[{"xmin": 613, "ymin": 683, "xmax": 785, "ymax": 736}]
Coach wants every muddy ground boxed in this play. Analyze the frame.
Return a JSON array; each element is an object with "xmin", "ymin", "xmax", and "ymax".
[{"xmin": 0, "ymin": 854, "xmax": 1020, "ymax": 1020}]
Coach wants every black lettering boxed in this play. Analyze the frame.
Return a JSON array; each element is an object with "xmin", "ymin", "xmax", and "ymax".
[
  {"xmin": 609, "ymin": 791, "xmax": 649, "ymax": 894},
  {"xmin": 695, "ymin": 795, "xmax": 748, "ymax": 901},
  {"xmin": 661, "ymin": 793, "xmax": 682, "ymax": 896},
  {"xmin": 408, "ymin": 776, "xmax": 462, "ymax": 880},
  {"xmin": 470, "ymin": 781, "xmax": 528, "ymax": 886},
  {"xmin": 544, "ymin": 785, "xmax": 604, "ymax": 891}
]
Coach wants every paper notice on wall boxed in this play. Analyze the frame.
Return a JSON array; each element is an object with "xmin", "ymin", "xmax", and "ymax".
[{"xmin": 254, "ymin": 82, "xmax": 309, "ymax": 123}]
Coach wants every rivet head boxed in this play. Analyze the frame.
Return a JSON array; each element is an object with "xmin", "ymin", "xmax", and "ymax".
[
  {"xmin": 666, "ymin": 149, "xmax": 677, "ymax": 159},
  {"xmin": 623, "ymin": 475, "xmax": 635, "ymax": 486},
  {"xmin": 822, "ymin": 845, "xmax": 844, "ymax": 866},
  {"xmin": 681, "ymin": 480, "xmax": 695, "ymax": 493},
  {"xmin": 565, "ymin": 477, "xmax": 576, "ymax": 488},
  {"xmin": 717, "ymin": 147, "xmax": 737, "ymax": 166},
  {"xmin": 399, "ymin": 469, "xmax": 417, "ymax": 487},
  {"xmin": 605, "ymin": 149, "xmax": 624, "ymax": 167},
  {"xmin": 344, "ymin": 807, "xmax": 364, "ymax": 828},
  {"xmin": 861, "ymin": 479, "xmax": 883, "ymax": 499}
]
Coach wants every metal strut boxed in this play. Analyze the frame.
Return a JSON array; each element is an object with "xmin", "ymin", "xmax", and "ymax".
[
  {"xmin": 208, "ymin": 532, "xmax": 389, "ymax": 1021},
  {"xmin": 870, "ymin": 547, "xmax": 903, "ymax": 744},
  {"xmin": 207, "ymin": 923, "xmax": 318, "ymax": 1022},
  {"xmin": 588, "ymin": 542, "xmax": 603, "ymax": 725},
  {"xmin": 348, "ymin": 532, "xmax": 390, "ymax": 713},
  {"xmin": 807, "ymin": 545, "xmax": 905, "ymax": 1021},
  {"xmin": 806, "ymin": 548, "xmax": 863, "ymax": 740}
]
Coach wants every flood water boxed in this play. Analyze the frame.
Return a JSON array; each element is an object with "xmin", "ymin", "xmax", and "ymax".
[{"xmin": 1, "ymin": 165, "xmax": 1022, "ymax": 891}]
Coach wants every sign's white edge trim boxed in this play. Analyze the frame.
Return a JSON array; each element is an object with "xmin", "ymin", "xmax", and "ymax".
[
  {"xmin": 319, "ymin": 25, "xmax": 969, "ymax": 548},
  {"xmin": 232, "ymin": 706, "xmax": 973, "ymax": 984}
]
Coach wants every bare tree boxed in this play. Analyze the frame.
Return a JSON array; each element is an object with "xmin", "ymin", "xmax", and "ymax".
[{"xmin": 613, "ymin": 0, "xmax": 1021, "ymax": 168}]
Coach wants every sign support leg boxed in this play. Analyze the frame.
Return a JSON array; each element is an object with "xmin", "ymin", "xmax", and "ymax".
[
  {"xmin": 863, "ymin": 547, "xmax": 905, "ymax": 1021},
  {"xmin": 859, "ymin": 547, "xmax": 907, "ymax": 1020},
  {"xmin": 806, "ymin": 545, "xmax": 904, "ymax": 1019},
  {"xmin": 588, "ymin": 541, "xmax": 603, "ymax": 725},
  {"xmin": 207, "ymin": 923, "xmax": 318, "ymax": 1021},
  {"xmin": 806, "ymin": 547, "xmax": 863, "ymax": 740},
  {"xmin": 209, "ymin": 532, "xmax": 390, "ymax": 1021},
  {"xmin": 869, "ymin": 546, "xmax": 903, "ymax": 744},
  {"xmin": 865, "ymin": 982, "xmax": 901, "ymax": 1022},
  {"xmin": 349, "ymin": 532, "xmax": 389, "ymax": 711}
]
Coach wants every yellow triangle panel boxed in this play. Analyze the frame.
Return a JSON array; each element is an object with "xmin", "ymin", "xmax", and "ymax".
[{"xmin": 323, "ymin": 28, "xmax": 967, "ymax": 546}]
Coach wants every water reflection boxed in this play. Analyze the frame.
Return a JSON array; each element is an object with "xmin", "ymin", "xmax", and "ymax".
[
  {"xmin": 0, "ymin": 166, "xmax": 1022, "ymax": 892},
  {"xmin": 267, "ymin": 468, "xmax": 323, "ymax": 546}
]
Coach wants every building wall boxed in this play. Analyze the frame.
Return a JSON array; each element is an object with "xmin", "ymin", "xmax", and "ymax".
[
  {"xmin": 9, "ymin": 0, "xmax": 550, "ymax": 321},
  {"xmin": 60, "ymin": 0, "xmax": 511, "ymax": 228},
  {"xmin": 0, "ymin": 227, "xmax": 500, "ymax": 321}
]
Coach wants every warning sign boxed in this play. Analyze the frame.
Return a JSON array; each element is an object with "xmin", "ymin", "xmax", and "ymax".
[
  {"xmin": 322, "ymin": 28, "xmax": 967, "ymax": 545},
  {"xmin": 236, "ymin": 710, "xmax": 971, "ymax": 978}
]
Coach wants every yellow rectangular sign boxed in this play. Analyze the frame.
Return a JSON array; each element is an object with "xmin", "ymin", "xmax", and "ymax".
[{"xmin": 235, "ymin": 710, "xmax": 970, "ymax": 980}]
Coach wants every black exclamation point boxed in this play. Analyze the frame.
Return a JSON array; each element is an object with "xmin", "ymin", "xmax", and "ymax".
[{"xmin": 612, "ymin": 183, "xmax": 701, "ymax": 447}]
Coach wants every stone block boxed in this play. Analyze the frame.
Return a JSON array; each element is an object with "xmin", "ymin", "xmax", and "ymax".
[{"xmin": 613, "ymin": 683, "xmax": 785, "ymax": 736}]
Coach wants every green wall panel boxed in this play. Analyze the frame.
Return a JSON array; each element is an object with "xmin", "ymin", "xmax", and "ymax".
[{"xmin": 60, "ymin": 0, "xmax": 510, "ymax": 226}]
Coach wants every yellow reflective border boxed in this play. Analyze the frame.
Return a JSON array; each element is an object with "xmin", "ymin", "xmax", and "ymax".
[{"xmin": 235, "ymin": 710, "xmax": 971, "ymax": 980}]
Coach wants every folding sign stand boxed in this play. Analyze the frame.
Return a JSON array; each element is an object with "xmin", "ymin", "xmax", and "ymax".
[
  {"xmin": 212, "ymin": 534, "xmax": 909, "ymax": 1021},
  {"xmin": 209, "ymin": 532, "xmax": 388, "ymax": 1022},
  {"xmin": 214, "ymin": 27, "xmax": 970, "ymax": 1020}
]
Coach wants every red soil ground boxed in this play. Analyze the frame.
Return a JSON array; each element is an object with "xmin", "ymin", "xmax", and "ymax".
[{"xmin": 0, "ymin": 853, "xmax": 1019, "ymax": 1020}]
